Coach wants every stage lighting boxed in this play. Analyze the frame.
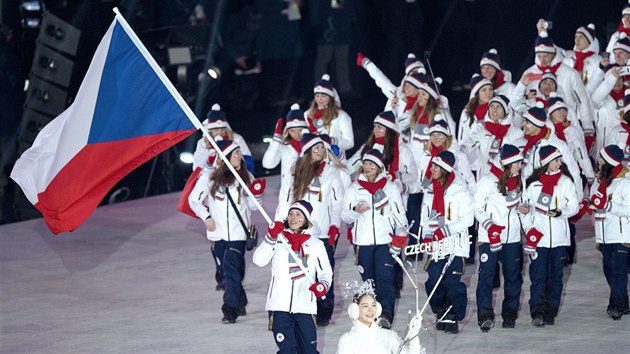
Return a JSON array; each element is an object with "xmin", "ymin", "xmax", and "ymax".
[
  {"xmin": 207, "ymin": 66, "xmax": 221, "ymax": 80},
  {"xmin": 179, "ymin": 152, "xmax": 194, "ymax": 164}
]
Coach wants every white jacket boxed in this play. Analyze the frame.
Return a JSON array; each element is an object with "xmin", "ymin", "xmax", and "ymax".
[
  {"xmin": 252, "ymin": 234, "xmax": 333, "ymax": 314},
  {"xmin": 191, "ymin": 133, "xmax": 251, "ymax": 171},
  {"xmin": 342, "ymin": 173, "xmax": 407, "ymax": 245},
  {"xmin": 555, "ymin": 122, "xmax": 595, "ymax": 181},
  {"xmin": 474, "ymin": 173, "xmax": 524, "ymax": 244},
  {"xmin": 561, "ymin": 38, "xmax": 604, "ymax": 96},
  {"xmin": 523, "ymin": 61, "xmax": 595, "ymax": 134},
  {"xmin": 520, "ymin": 173, "xmax": 579, "ymax": 248},
  {"xmin": 590, "ymin": 175, "xmax": 630, "ymax": 244},
  {"xmin": 460, "ymin": 113, "xmax": 524, "ymax": 179},
  {"xmin": 188, "ymin": 174, "xmax": 256, "ymax": 242},
  {"xmin": 307, "ymin": 109, "xmax": 354, "ymax": 160},
  {"xmin": 261, "ymin": 140, "xmax": 299, "ymax": 181},
  {"xmin": 516, "ymin": 132, "xmax": 584, "ymax": 200},
  {"xmin": 336, "ymin": 320, "xmax": 424, "ymax": 354},
  {"xmin": 591, "ymin": 72, "xmax": 625, "ymax": 159},
  {"xmin": 419, "ymin": 176, "xmax": 474, "ymax": 258},
  {"xmin": 508, "ymin": 81, "xmax": 573, "ymax": 129},
  {"xmin": 493, "ymin": 70, "xmax": 516, "ymax": 97},
  {"xmin": 276, "ymin": 163, "xmax": 344, "ymax": 238}
]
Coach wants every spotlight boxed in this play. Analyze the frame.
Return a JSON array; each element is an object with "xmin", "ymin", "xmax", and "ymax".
[
  {"xmin": 179, "ymin": 152, "xmax": 194, "ymax": 164},
  {"xmin": 207, "ymin": 66, "xmax": 221, "ymax": 80}
]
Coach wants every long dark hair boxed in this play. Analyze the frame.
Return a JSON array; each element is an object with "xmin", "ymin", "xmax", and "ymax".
[
  {"xmin": 464, "ymin": 95, "xmax": 480, "ymax": 127},
  {"xmin": 409, "ymin": 96, "xmax": 439, "ymax": 129},
  {"xmin": 596, "ymin": 162, "xmax": 615, "ymax": 187},
  {"xmin": 360, "ymin": 128, "xmax": 398, "ymax": 169},
  {"xmin": 209, "ymin": 153, "xmax": 251, "ymax": 198},
  {"xmin": 526, "ymin": 162, "xmax": 573, "ymax": 187},
  {"xmin": 497, "ymin": 163, "xmax": 522, "ymax": 196},
  {"xmin": 292, "ymin": 150, "xmax": 322, "ymax": 201}
]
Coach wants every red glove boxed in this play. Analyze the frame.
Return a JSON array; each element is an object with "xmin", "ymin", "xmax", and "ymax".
[
  {"xmin": 523, "ymin": 228, "xmax": 544, "ymax": 255},
  {"xmin": 309, "ymin": 282, "xmax": 328, "ymax": 298},
  {"xmin": 356, "ymin": 52, "xmax": 366, "ymax": 67},
  {"xmin": 267, "ymin": 221, "xmax": 284, "ymax": 240},
  {"xmin": 433, "ymin": 227, "xmax": 447, "ymax": 241},
  {"xmin": 584, "ymin": 134, "xmax": 595, "ymax": 154},
  {"xmin": 327, "ymin": 225, "xmax": 340, "ymax": 247},
  {"xmin": 249, "ymin": 179, "xmax": 266, "ymax": 201},
  {"xmin": 487, "ymin": 224, "xmax": 505, "ymax": 253},
  {"xmin": 569, "ymin": 199, "xmax": 592, "ymax": 223},
  {"xmin": 273, "ymin": 117, "xmax": 284, "ymax": 142},
  {"xmin": 347, "ymin": 226, "xmax": 353, "ymax": 244},
  {"xmin": 590, "ymin": 190, "xmax": 607, "ymax": 210},
  {"xmin": 206, "ymin": 150, "xmax": 217, "ymax": 167},
  {"xmin": 389, "ymin": 233, "xmax": 408, "ymax": 255}
]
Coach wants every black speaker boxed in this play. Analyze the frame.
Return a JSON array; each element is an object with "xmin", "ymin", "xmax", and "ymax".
[
  {"xmin": 19, "ymin": 109, "xmax": 54, "ymax": 145},
  {"xmin": 38, "ymin": 11, "xmax": 81, "ymax": 56},
  {"xmin": 25, "ymin": 77, "xmax": 68, "ymax": 116},
  {"xmin": 31, "ymin": 44, "xmax": 75, "ymax": 88}
]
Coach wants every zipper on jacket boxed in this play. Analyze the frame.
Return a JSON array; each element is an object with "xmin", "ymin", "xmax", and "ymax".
[
  {"xmin": 372, "ymin": 194, "xmax": 376, "ymax": 245},
  {"xmin": 269, "ymin": 276, "xmax": 275, "ymax": 299},
  {"xmin": 289, "ymin": 280, "xmax": 295, "ymax": 313},
  {"xmin": 548, "ymin": 215, "xmax": 552, "ymax": 248},
  {"xmin": 506, "ymin": 208, "xmax": 512, "ymax": 244},
  {"xmin": 226, "ymin": 191, "xmax": 231, "ymax": 242}
]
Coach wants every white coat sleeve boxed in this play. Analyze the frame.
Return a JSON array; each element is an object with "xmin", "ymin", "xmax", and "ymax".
[
  {"xmin": 188, "ymin": 176, "xmax": 212, "ymax": 220},
  {"xmin": 233, "ymin": 133, "xmax": 252, "ymax": 156},
  {"xmin": 519, "ymin": 185, "xmax": 535, "ymax": 232},
  {"xmin": 252, "ymin": 235, "xmax": 276, "ymax": 267},
  {"xmin": 275, "ymin": 173, "xmax": 294, "ymax": 220},
  {"xmin": 361, "ymin": 59, "xmax": 397, "ymax": 99},
  {"xmin": 329, "ymin": 174, "xmax": 344, "ymax": 228},
  {"xmin": 569, "ymin": 72, "xmax": 595, "ymax": 134},
  {"xmin": 567, "ymin": 129, "xmax": 595, "ymax": 180},
  {"xmin": 473, "ymin": 177, "xmax": 495, "ymax": 228},
  {"xmin": 334, "ymin": 111, "xmax": 355, "ymax": 151},
  {"xmin": 341, "ymin": 184, "xmax": 361, "ymax": 224},
  {"xmin": 398, "ymin": 144, "xmax": 419, "ymax": 188},
  {"xmin": 607, "ymin": 179, "xmax": 630, "ymax": 217},
  {"xmin": 557, "ymin": 178, "xmax": 579, "ymax": 219},
  {"xmin": 445, "ymin": 186, "xmax": 474, "ymax": 236},
  {"xmin": 590, "ymin": 72, "xmax": 616, "ymax": 109},
  {"xmin": 262, "ymin": 140, "xmax": 283, "ymax": 170},
  {"xmin": 314, "ymin": 240, "xmax": 333, "ymax": 287},
  {"xmin": 192, "ymin": 139, "xmax": 209, "ymax": 171}
]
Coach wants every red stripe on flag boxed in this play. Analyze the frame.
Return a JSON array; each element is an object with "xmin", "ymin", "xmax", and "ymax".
[{"xmin": 35, "ymin": 130, "xmax": 194, "ymax": 234}]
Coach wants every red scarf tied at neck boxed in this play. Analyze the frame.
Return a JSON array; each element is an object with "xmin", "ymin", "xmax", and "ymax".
[
  {"xmin": 404, "ymin": 94, "xmax": 419, "ymax": 112},
  {"xmin": 536, "ymin": 62, "xmax": 562, "ymax": 75},
  {"xmin": 289, "ymin": 138, "xmax": 302, "ymax": 153},
  {"xmin": 283, "ymin": 231, "xmax": 311, "ymax": 253},
  {"xmin": 618, "ymin": 22, "xmax": 630, "ymax": 37},
  {"xmin": 475, "ymin": 102, "xmax": 489, "ymax": 122},
  {"xmin": 493, "ymin": 70, "xmax": 505, "ymax": 89},
  {"xmin": 431, "ymin": 173, "xmax": 455, "ymax": 217},
  {"xmin": 553, "ymin": 121, "xmax": 570, "ymax": 142},
  {"xmin": 489, "ymin": 164, "xmax": 519, "ymax": 192},
  {"xmin": 573, "ymin": 51, "xmax": 594, "ymax": 72},
  {"xmin": 423, "ymin": 145, "xmax": 444, "ymax": 180},
  {"xmin": 484, "ymin": 121, "xmax": 510, "ymax": 142},
  {"xmin": 358, "ymin": 176, "xmax": 387, "ymax": 195},
  {"xmin": 523, "ymin": 127, "xmax": 549, "ymax": 157},
  {"xmin": 538, "ymin": 171, "xmax": 562, "ymax": 209}
]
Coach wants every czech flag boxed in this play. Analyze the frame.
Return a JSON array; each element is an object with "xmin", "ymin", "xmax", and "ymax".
[{"xmin": 11, "ymin": 11, "xmax": 199, "ymax": 234}]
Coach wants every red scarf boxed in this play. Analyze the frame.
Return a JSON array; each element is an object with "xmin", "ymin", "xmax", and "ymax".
[
  {"xmin": 536, "ymin": 62, "xmax": 562, "ymax": 75},
  {"xmin": 374, "ymin": 137, "xmax": 400, "ymax": 175},
  {"xmin": 424, "ymin": 145, "xmax": 444, "ymax": 180},
  {"xmin": 523, "ymin": 127, "xmax": 549, "ymax": 157},
  {"xmin": 610, "ymin": 88, "xmax": 624, "ymax": 103},
  {"xmin": 539, "ymin": 171, "xmax": 562, "ymax": 200},
  {"xmin": 621, "ymin": 121, "xmax": 630, "ymax": 146},
  {"xmin": 493, "ymin": 70, "xmax": 505, "ymax": 89},
  {"xmin": 313, "ymin": 108, "xmax": 325, "ymax": 120},
  {"xmin": 289, "ymin": 138, "xmax": 302, "ymax": 153},
  {"xmin": 490, "ymin": 164, "xmax": 519, "ymax": 191},
  {"xmin": 553, "ymin": 121, "xmax": 570, "ymax": 142},
  {"xmin": 573, "ymin": 51, "xmax": 594, "ymax": 72},
  {"xmin": 484, "ymin": 121, "xmax": 510, "ymax": 142},
  {"xmin": 618, "ymin": 22, "xmax": 630, "ymax": 37},
  {"xmin": 431, "ymin": 173, "xmax": 455, "ymax": 217},
  {"xmin": 358, "ymin": 176, "xmax": 388, "ymax": 195},
  {"xmin": 283, "ymin": 231, "xmax": 311, "ymax": 253},
  {"xmin": 316, "ymin": 161, "xmax": 326, "ymax": 176},
  {"xmin": 475, "ymin": 102, "xmax": 489, "ymax": 121},
  {"xmin": 404, "ymin": 94, "xmax": 419, "ymax": 112},
  {"xmin": 416, "ymin": 109, "xmax": 430, "ymax": 124}
]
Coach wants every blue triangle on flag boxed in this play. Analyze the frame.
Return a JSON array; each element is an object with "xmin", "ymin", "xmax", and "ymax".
[{"xmin": 88, "ymin": 22, "xmax": 196, "ymax": 144}]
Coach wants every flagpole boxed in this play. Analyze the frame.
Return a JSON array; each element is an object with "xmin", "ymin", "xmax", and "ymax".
[{"xmin": 111, "ymin": 8, "xmax": 321, "ymax": 288}]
